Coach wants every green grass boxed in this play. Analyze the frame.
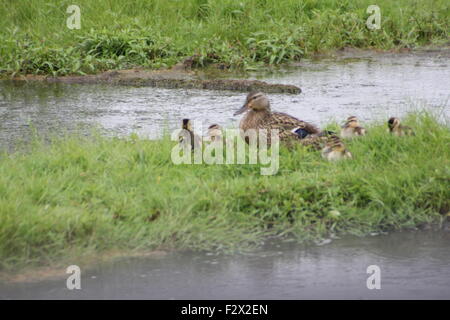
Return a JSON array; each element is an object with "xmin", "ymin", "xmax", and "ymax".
[
  {"xmin": 0, "ymin": 112, "xmax": 449, "ymax": 271},
  {"xmin": 0, "ymin": 0, "xmax": 449, "ymax": 76}
]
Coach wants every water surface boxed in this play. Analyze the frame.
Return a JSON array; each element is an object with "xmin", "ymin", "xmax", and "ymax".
[
  {"xmin": 1, "ymin": 231, "xmax": 449, "ymax": 299},
  {"xmin": 1, "ymin": 53, "xmax": 449, "ymax": 149},
  {"xmin": 1, "ymin": 53, "xmax": 449, "ymax": 299}
]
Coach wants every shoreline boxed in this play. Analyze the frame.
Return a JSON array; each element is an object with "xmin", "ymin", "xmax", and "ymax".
[
  {"xmin": 6, "ymin": 68, "xmax": 301, "ymax": 94},
  {"xmin": 0, "ymin": 113, "xmax": 448, "ymax": 282},
  {"xmin": 1, "ymin": 223, "xmax": 449, "ymax": 285},
  {"xmin": 0, "ymin": 249, "xmax": 168, "ymax": 284},
  {"xmin": 3, "ymin": 46, "xmax": 450, "ymax": 93},
  {"xmin": 1, "ymin": 46, "xmax": 449, "ymax": 285}
]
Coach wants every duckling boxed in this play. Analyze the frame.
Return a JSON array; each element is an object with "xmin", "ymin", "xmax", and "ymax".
[
  {"xmin": 207, "ymin": 124, "xmax": 223, "ymax": 142},
  {"xmin": 321, "ymin": 135, "xmax": 353, "ymax": 161},
  {"xmin": 341, "ymin": 116, "xmax": 366, "ymax": 138},
  {"xmin": 234, "ymin": 91, "xmax": 326, "ymax": 147},
  {"xmin": 388, "ymin": 117, "xmax": 415, "ymax": 136},
  {"xmin": 179, "ymin": 118, "xmax": 202, "ymax": 151}
]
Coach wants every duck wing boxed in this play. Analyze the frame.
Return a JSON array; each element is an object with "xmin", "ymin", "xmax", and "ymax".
[{"xmin": 270, "ymin": 112, "xmax": 320, "ymax": 134}]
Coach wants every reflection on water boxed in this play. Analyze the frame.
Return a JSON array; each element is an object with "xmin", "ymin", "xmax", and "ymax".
[
  {"xmin": 1, "ymin": 53, "xmax": 449, "ymax": 150},
  {"xmin": 1, "ymin": 231, "xmax": 449, "ymax": 299}
]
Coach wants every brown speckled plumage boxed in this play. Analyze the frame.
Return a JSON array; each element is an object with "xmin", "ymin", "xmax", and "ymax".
[
  {"xmin": 321, "ymin": 134, "xmax": 352, "ymax": 161},
  {"xmin": 234, "ymin": 92, "xmax": 342, "ymax": 150},
  {"xmin": 388, "ymin": 117, "xmax": 415, "ymax": 136},
  {"xmin": 341, "ymin": 116, "xmax": 366, "ymax": 138}
]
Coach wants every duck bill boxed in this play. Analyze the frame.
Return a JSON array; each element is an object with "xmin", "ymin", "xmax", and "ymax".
[{"xmin": 233, "ymin": 104, "xmax": 248, "ymax": 116}]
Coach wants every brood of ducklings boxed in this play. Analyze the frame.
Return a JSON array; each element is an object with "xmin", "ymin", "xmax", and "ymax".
[
  {"xmin": 179, "ymin": 118, "xmax": 202, "ymax": 151},
  {"xmin": 388, "ymin": 117, "xmax": 415, "ymax": 136},
  {"xmin": 321, "ymin": 135, "xmax": 352, "ymax": 161},
  {"xmin": 207, "ymin": 124, "xmax": 223, "ymax": 142},
  {"xmin": 234, "ymin": 91, "xmax": 330, "ymax": 148},
  {"xmin": 341, "ymin": 116, "xmax": 366, "ymax": 138}
]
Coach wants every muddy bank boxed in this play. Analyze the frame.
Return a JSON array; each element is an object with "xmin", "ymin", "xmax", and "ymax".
[
  {"xmin": 6, "ymin": 46, "xmax": 450, "ymax": 94},
  {"xmin": 2, "ymin": 49, "xmax": 449, "ymax": 148},
  {"xmin": 0, "ymin": 249, "xmax": 168, "ymax": 284},
  {"xmin": 10, "ymin": 68, "xmax": 301, "ymax": 94},
  {"xmin": 2, "ymin": 231, "xmax": 450, "ymax": 299}
]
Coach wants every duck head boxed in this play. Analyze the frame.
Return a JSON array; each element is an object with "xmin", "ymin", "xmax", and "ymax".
[
  {"xmin": 388, "ymin": 117, "xmax": 400, "ymax": 130},
  {"xmin": 234, "ymin": 91, "xmax": 271, "ymax": 116},
  {"xmin": 208, "ymin": 124, "xmax": 222, "ymax": 141},
  {"xmin": 182, "ymin": 118, "xmax": 193, "ymax": 131},
  {"xmin": 343, "ymin": 116, "xmax": 359, "ymax": 128},
  {"xmin": 208, "ymin": 124, "xmax": 221, "ymax": 130},
  {"xmin": 326, "ymin": 135, "xmax": 345, "ymax": 149},
  {"xmin": 322, "ymin": 135, "xmax": 352, "ymax": 160}
]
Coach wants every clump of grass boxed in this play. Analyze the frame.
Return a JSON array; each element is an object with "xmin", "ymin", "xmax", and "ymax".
[
  {"xmin": 0, "ymin": 112, "xmax": 448, "ymax": 271},
  {"xmin": 0, "ymin": 0, "xmax": 449, "ymax": 76}
]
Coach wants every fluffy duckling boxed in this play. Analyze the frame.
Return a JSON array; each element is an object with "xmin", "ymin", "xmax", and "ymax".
[
  {"xmin": 179, "ymin": 118, "xmax": 202, "ymax": 151},
  {"xmin": 388, "ymin": 117, "xmax": 415, "ymax": 136},
  {"xmin": 234, "ymin": 91, "xmax": 323, "ymax": 147},
  {"xmin": 321, "ymin": 135, "xmax": 352, "ymax": 161},
  {"xmin": 207, "ymin": 124, "xmax": 223, "ymax": 142},
  {"xmin": 341, "ymin": 116, "xmax": 366, "ymax": 138}
]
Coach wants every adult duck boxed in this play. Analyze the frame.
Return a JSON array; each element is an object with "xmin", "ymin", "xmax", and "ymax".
[{"xmin": 234, "ymin": 91, "xmax": 335, "ymax": 149}]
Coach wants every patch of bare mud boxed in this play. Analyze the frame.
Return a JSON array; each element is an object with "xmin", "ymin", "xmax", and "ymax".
[
  {"xmin": 11, "ymin": 67, "xmax": 301, "ymax": 94},
  {"xmin": 0, "ymin": 249, "xmax": 168, "ymax": 284}
]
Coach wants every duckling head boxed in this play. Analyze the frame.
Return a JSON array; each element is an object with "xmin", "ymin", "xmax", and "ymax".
[
  {"xmin": 324, "ymin": 137, "xmax": 352, "ymax": 160},
  {"xmin": 234, "ymin": 91, "xmax": 270, "ymax": 115},
  {"xmin": 343, "ymin": 116, "xmax": 359, "ymax": 128},
  {"xmin": 388, "ymin": 117, "xmax": 400, "ymax": 130},
  {"xmin": 207, "ymin": 124, "xmax": 222, "ymax": 141},
  {"xmin": 182, "ymin": 118, "xmax": 193, "ymax": 131},
  {"xmin": 329, "ymin": 136, "xmax": 349, "ymax": 151},
  {"xmin": 208, "ymin": 124, "xmax": 221, "ymax": 130},
  {"xmin": 332, "ymin": 143, "xmax": 347, "ymax": 153},
  {"xmin": 327, "ymin": 134, "xmax": 342, "ymax": 145}
]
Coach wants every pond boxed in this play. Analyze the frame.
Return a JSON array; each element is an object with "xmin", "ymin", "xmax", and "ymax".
[
  {"xmin": 1, "ymin": 231, "xmax": 449, "ymax": 299},
  {"xmin": 0, "ymin": 51, "xmax": 449, "ymax": 299},
  {"xmin": 1, "ymin": 51, "xmax": 449, "ymax": 149}
]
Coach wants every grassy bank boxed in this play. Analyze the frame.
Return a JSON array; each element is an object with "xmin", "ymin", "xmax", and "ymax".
[
  {"xmin": 0, "ymin": 112, "xmax": 449, "ymax": 271},
  {"xmin": 0, "ymin": 0, "xmax": 449, "ymax": 76}
]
